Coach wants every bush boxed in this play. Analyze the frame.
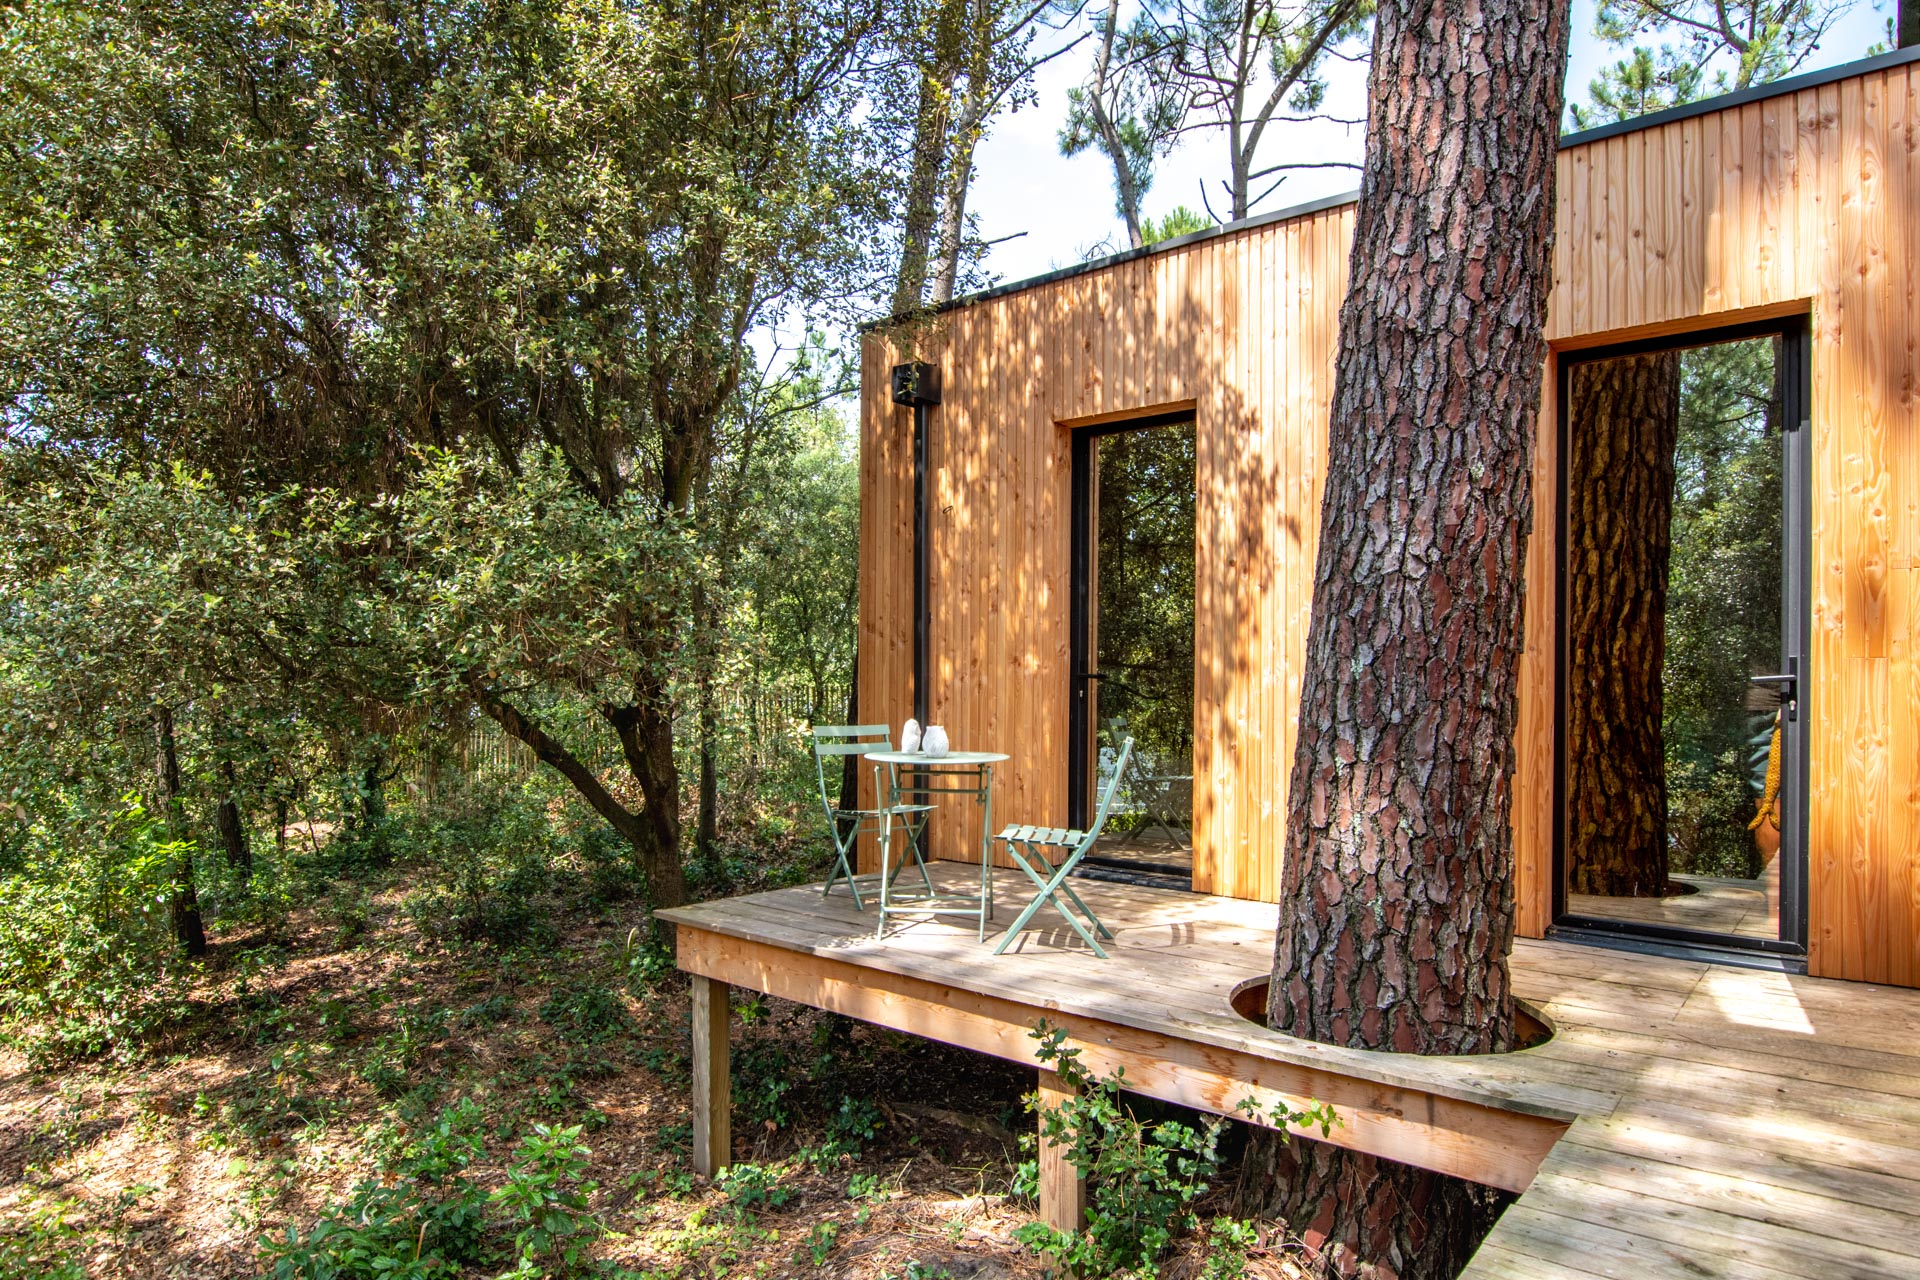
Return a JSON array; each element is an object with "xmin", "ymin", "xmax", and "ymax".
[
  {"xmin": 0, "ymin": 795, "xmax": 192, "ymax": 1064},
  {"xmin": 399, "ymin": 790, "xmax": 562, "ymax": 949},
  {"xmin": 1014, "ymin": 1023, "xmax": 1334, "ymax": 1279},
  {"xmin": 262, "ymin": 1102, "xmax": 490, "ymax": 1279}
]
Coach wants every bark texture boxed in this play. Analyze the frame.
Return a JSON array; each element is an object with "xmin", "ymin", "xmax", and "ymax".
[
  {"xmin": 1251, "ymin": 0, "xmax": 1570, "ymax": 1268},
  {"xmin": 152, "ymin": 707, "xmax": 208, "ymax": 958},
  {"xmin": 1565, "ymin": 353, "xmax": 1680, "ymax": 898},
  {"xmin": 215, "ymin": 760, "xmax": 253, "ymax": 881},
  {"xmin": 1239, "ymin": 1139, "xmax": 1508, "ymax": 1280}
]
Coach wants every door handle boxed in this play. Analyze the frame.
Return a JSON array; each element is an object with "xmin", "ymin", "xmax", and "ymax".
[{"xmin": 1749, "ymin": 659, "xmax": 1798, "ymax": 721}]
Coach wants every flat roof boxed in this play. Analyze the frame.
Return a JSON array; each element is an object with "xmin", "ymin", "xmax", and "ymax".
[{"xmin": 867, "ymin": 43, "xmax": 1920, "ymax": 331}]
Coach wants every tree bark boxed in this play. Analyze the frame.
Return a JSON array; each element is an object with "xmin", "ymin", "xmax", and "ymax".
[
  {"xmin": 1088, "ymin": 0, "xmax": 1149, "ymax": 248},
  {"xmin": 216, "ymin": 759, "xmax": 253, "ymax": 881},
  {"xmin": 892, "ymin": 16, "xmax": 963, "ymax": 315},
  {"xmin": 1902, "ymin": 0, "xmax": 1918, "ymax": 51},
  {"xmin": 929, "ymin": 79, "xmax": 987, "ymax": 302},
  {"xmin": 1247, "ymin": 0, "xmax": 1570, "ymax": 1269},
  {"xmin": 697, "ymin": 676, "xmax": 720, "ymax": 863},
  {"xmin": 1565, "ymin": 353, "xmax": 1680, "ymax": 898},
  {"xmin": 152, "ymin": 707, "xmax": 208, "ymax": 958},
  {"xmin": 469, "ymin": 680, "xmax": 684, "ymax": 921}
]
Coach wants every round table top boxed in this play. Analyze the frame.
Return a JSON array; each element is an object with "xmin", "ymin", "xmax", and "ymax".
[{"xmin": 863, "ymin": 750, "xmax": 1009, "ymax": 766}]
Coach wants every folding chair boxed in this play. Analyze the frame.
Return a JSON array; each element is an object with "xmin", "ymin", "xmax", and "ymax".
[
  {"xmin": 992, "ymin": 737, "xmax": 1134, "ymax": 958},
  {"xmin": 812, "ymin": 724, "xmax": 935, "ymax": 909}
]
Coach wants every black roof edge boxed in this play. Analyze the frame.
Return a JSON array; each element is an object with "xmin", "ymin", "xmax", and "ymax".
[
  {"xmin": 1558, "ymin": 42, "xmax": 1920, "ymax": 146},
  {"xmin": 863, "ymin": 45, "xmax": 1920, "ymax": 334},
  {"xmin": 856, "ymin": 189, "xmax": 1359, "ymax": 333}
]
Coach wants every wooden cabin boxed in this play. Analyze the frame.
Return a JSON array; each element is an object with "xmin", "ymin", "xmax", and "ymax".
[
  {"xmin": 856, "ymin": 46, "xmax": 1920, "ymax": 990},
  {"xmin": 668, "ymin": 48, "xmax": 1920, "ymax": 1277}
]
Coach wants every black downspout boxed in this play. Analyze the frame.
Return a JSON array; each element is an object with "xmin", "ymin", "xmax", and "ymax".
[
  {"xmin": 913, "ymin": 399, "xmax": 930, "ymax": 723},
  {"xmin": 891, "ymin": 362, "xmax": 942, "ymax": 724}
]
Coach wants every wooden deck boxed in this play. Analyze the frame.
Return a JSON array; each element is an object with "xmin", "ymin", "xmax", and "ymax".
[{"xmin": 659, "ymin": 866, "xmax": 1920, "ymax": 1278}]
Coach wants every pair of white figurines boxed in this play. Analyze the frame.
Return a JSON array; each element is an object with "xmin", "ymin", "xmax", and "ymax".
[{"xmin": 899, "ymin": 718, "xmax": 951, "ymax": 757}]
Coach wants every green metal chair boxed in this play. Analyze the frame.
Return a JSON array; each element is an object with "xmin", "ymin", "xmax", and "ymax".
[
  {"xmin": 992, "ymin": 737, "xmax": 1134, "ymax": 958},
  {"xmin": 812, "ymin": 724, "xmax": 935, "ymax": 909}
]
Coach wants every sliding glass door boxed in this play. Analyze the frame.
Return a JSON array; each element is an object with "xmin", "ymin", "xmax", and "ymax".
[
  {"xmin": 1557, "ymin": 320, "xmax": 1809, "ymax": 954},
  {"xmin": 1069, "ymin": 412, "xmax": 1197, "ymax": 886}
]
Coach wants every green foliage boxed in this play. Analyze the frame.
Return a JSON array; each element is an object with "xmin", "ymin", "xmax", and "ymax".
[
  {"xmin": 262, "ymin": 1104, "xmax": 491, "ymax": 1279},
  {"xmin": 491, "ymin": 1125, "xmax": 602, "ymax": 1274},
  {"xmin": 401, "ymin": 789, "xmax": 566, "ymax": 950},
  {"xmin": 0, "ymin": 1196, "xmax": 88, "ymax": 1280},
  {"xmin": 0, "ymin": 795, "xmax": 193, "ymax": 1064},
  {"xmin": 539, "ymin": 982, "xmax": 634, "ymax": 1048},
  {"xmin": 1014, "ymin": 1024, "xmax": 1225, "ymax": 1275},
  {"xmin": 805, "ymin": 1219, "xmax": 840, "ymax": 1265},
  {"xmin": 1200, "ymin": 1217, "xmax": 1259, "ymax": 1280},
  {"xmin": 1140, "ymin": 206, "xmax": 1213, "ymax": 246},
  {"xmin": 717, "ymin": 1162, "xmax": 796, "ymax": 1215},
  {"xmin": 1571, "ymin": 0, "xmax": 1863, "ymax": 128},
  {"xmin": 1014, "ymin": 1023, "xmax": 1333, "ymax": 1279}
]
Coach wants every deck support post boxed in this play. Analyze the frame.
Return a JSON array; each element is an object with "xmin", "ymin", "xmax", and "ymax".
[
  {"xmin": 1036, "ymin": 1068, "xmax": 1085, "ymax": 1234},
  {"xmin": 690, "ymin": 974, "xmax": 731, "ymax": 1178}
]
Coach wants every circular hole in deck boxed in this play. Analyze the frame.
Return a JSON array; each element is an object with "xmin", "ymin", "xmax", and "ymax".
[{"xmin": 1227, "ymin": 977, "xmax": 1555, "ymax": 1052}]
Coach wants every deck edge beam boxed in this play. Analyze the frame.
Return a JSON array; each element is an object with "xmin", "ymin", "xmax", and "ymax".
[{"xmin": 675, "ymin": 924, "xmax": 1569, "ymax": 1194}]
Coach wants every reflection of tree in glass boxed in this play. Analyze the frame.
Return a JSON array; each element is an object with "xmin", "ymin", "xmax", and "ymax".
[
  {"xmin": 1664, "ymin": 338, "xmax": 1782, "ymax": 878},
  {"xmin": 1094, "ymin": 423, "xmax": 1197, "ymax": 796}
]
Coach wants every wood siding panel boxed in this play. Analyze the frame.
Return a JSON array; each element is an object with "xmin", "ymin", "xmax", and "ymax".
[{"xmin": 858, "ymin": 59, "xmax": 1920, "ymax": 986}]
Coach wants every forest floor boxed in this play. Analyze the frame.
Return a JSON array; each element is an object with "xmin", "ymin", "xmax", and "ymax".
[{"xmin": 0, "ymin": 848, "xmax": 1305, "ymax": 1279}]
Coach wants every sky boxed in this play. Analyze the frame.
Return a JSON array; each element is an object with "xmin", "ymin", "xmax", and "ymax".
[{"xmin": 962, "ymin": 0, "xmax": 1898, "ymax": 289}]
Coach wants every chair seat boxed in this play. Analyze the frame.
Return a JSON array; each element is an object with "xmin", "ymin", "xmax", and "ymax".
[{"xmin": 997, "ymin": 823, "xmax": 1082, "ymax": 848}]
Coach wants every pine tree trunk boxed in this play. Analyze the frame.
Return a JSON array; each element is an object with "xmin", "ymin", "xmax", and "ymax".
[
  {"xmin": 153, "ymin": 707, "xmax": 208, "ymax": 958},
  {"xmin": 1246, "ymin": 0, "xmax": 1570, "ymax": 1269},
  {"xmin": 1566, "ymin": 353, "xmax": 1679, "ymax": 898}
]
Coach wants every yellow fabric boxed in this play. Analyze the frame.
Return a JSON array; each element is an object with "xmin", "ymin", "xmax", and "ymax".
[{"xmin": 1749, "ymin": 712, "xmax": 1783, "ymax": 832}]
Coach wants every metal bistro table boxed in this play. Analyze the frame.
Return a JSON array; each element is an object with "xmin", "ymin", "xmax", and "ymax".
[{"xmin": 864, "ymin": 750, "xmax": 1009, "ymax": 941}]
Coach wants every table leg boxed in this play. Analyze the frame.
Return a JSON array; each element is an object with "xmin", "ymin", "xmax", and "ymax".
[
  {"xmin": 978, "ymin": 765, "xmax": 995, "ymax": 941},
  {"xmin": 876, "ymin": 775, "xmax": 894, "ymax": 939}
]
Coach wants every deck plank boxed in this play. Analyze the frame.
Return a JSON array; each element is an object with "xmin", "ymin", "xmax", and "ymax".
[{"xmin": 657, "ymin": 869, "xmax": 1920, "ymax": 1279}]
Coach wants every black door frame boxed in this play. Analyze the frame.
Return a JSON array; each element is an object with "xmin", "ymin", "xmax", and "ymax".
[
  {"xmin": 1549, "ymin": 315, "xmax": 1812, "ymax": 960},
  {"xmin": 1067, "ymin": 409, "xmax": 1199, "ymax": 830}
]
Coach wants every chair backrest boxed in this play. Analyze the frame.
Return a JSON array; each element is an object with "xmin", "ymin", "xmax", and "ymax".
[
  {"xmin": 1083, "ymin": 737, "xmax": 1136, "ymax": 844},
  {"xmin": 810, "ymin": 724, "xmax": 892, "ymax": 820}
]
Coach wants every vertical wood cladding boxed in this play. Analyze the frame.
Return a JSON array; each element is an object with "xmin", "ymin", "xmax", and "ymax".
[{"xmin": 859, "ymin": 59, "xmax": 1920, "ymax": 987}]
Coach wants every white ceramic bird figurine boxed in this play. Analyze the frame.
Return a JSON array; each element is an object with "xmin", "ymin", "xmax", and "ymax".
[{"xmin": 900, "ymin": 719, "xmax": 922, "ymax": 753}]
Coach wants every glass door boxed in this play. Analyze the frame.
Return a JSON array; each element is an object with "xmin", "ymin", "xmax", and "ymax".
[
  {"xmin": 1068, "ymin": 412, "xmax": 1197, "ymax": 886},
  {"xmin": 1557, "ymin": 321, "xmax": 1808, "ymax": 953}
]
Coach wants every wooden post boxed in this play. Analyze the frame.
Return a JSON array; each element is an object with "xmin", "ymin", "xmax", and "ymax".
[
  {"xmin": 690, "ymin": 974, "xmax": 731, "ymax": 1178},
  {"xmin": 1036, "ymin": 1068, "xmax": 1084, "ymax": 1233}
]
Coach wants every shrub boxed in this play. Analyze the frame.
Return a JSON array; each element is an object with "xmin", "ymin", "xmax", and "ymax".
[
  {"xmin": 1014, "ymin": 1023, "xmax": 1334, "ymax": 1279},
  {"xmin": 538, "ymin": 982, "xmax": 631, "ymax": 1047},
  {"xmin": 490, "ymin": 1124, "xmax": 600, "ymax": 1274},
  {"xmin": 261, "ymin": 1102, "xmax": 489, "ymax": 1279},
  {"xmin": 0, "ymin": 795, "xmax": 193, "ymax": 1064},
  {"xmin": 399, "ymin": 790, "xmax": 562, "ymax": 950}
]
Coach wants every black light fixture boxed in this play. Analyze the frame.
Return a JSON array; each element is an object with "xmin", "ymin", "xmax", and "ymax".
[{"xmin": 891, "ymin": 362, "xmax": 941, "ymax": 724}]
